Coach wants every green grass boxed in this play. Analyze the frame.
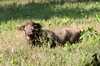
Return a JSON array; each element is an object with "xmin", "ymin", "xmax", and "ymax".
[{"xmin": 0, "ymin": 0, "xmax": 100, "ymax": 66}]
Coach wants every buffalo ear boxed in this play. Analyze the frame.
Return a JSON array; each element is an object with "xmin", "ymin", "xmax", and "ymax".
[{"xmin": 16, "ymin": 25, "xmax": 25, "ymax": 31}]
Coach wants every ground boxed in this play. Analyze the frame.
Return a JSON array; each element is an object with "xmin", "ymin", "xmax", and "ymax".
[{"xmin": 0, "ymin": 0, "xmax": 100, "ymax": 66}]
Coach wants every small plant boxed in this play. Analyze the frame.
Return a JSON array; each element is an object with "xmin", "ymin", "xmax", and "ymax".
[
  {"xmin": 95, "ymin": 14, "xmax": 100, "ymax": 23},
  {"xmin": 91, "ymin": 53, "xmax": 100, "ymax": 66},
  {"xmin": 80, "ymin": 27, "xmax": 98, "ymax": 41},
  {"xmin": 10, "ymin": 58, "xmax": 19, "ymax": 65},
  {"xmin": 80, "ymin": 56, "xmax": 86, "ymax": 65},
  {"xmin": 0, "ymin": 54, "xmax": 4, "ymax": 63}
]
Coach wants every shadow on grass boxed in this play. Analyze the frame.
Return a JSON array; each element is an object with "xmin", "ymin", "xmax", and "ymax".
[{"xmin": 0, "ymin": 1, "xmax": 100, "ymax": 23}]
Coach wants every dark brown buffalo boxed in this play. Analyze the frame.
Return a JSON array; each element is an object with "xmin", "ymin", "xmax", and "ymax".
[
  {"xmin": 16, "ymin": 20, "xmax": 81, "ymax": 48},
  {"xmin": 16, "ymin": 20, "xmax": 42, "ymax": 46}
]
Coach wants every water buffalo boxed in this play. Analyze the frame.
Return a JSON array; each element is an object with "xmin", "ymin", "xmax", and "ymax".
[{"xmin": 16, "ymin": 20, "xmax": 81, "ymax": 48}]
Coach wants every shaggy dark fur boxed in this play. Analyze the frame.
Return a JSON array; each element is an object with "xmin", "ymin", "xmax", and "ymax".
[{"xmin": 16, "ymin": 20, "xmax": 81, "ymax": 48}]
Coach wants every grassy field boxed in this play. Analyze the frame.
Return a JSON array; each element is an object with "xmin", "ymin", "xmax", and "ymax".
[{"xmin": 0, "ymin": 0, "xmax": 100, "ymax": 66}]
